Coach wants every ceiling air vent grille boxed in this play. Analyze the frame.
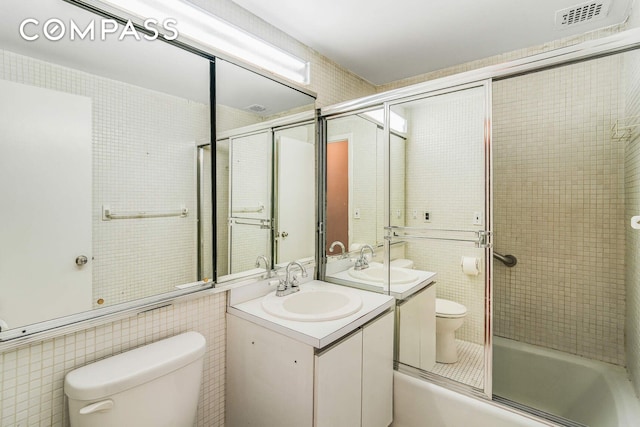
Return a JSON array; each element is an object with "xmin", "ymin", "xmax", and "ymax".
[
  {"xmin": 556, "ymin": 0, "xmax": 611, "ymax": 28},
  {"xmin": 246, "ymin": 104, "xmax": 267, "ymax": 113}
]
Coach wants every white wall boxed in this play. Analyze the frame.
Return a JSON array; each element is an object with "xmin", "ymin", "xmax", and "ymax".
[{"xmin": 402, "ymin": 87, "xmax": 487, "ymax": 345}]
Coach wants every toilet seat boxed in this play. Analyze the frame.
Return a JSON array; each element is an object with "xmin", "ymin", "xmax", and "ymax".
[{"xmin": 436, "ymin": 298, "xmax": 467, "ymax": 318}]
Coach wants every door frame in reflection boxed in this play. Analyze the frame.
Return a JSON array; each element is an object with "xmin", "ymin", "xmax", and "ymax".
[{"xmin": 326, "ymin": 137, "xmax": 351, "ymax": 253}]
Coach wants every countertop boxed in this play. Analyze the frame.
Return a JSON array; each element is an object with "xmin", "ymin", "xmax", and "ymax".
[
  {"xmin": 326, "ymin": 263, "xmax": 437, "ymax": 300},
  {"xmin": 227, "ymin": 280, "xmax": 395, "ymax": 349}
]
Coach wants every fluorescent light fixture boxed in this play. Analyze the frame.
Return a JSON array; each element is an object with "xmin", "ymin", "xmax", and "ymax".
[
  {"xmin": 99, "ymin": 0, "xmax": 310, "ymax": 84},
  {"xmin": 362, "ymin": 109, "xmax": 408, "ymax": 134}
]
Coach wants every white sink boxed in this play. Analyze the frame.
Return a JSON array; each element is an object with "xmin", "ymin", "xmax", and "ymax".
[
  {"xmin": 348, "ymin": 265, "xmax": 418, "ymax": 284},
  {"xmin": 262, "ymin": 285, "xmax": 363, "ymax": 322}
]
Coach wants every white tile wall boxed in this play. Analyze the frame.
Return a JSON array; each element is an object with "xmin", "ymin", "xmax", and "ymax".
[
  {"xmin": 493, "ymin": 55, "xmax": 626, "ymax": 365},
  {"xmin": 625, "ymin": 49, "xmax": 640, "ymax": 395},
  {"xmin": 0, "ymin": 292, "xmax": 227, "ymax": 427},
  {"xmin": 0, "ymin": 49, "xmax": 210, "ymax": 308},
  {"xmin": 402, "ymin": 87, "xmax": 487, "ymax": 345}
]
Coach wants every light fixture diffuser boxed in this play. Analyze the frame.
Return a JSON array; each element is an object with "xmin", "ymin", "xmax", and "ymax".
[{"xmin": 98, "ymin": 0, "xmax": 310, "ymax": 84}]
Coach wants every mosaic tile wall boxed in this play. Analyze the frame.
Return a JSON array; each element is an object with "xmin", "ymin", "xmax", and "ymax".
[
  {"xmin": 0, "ymin": 49, "xmax": 209, "ymax": 309},
  {"xmin": 493, "ymin": 55, "xmax": 626, "ymax": 365},
  {"xmin": 625, "ymin": 48, "xmax": 640, "ymax": 395},
  {"xmin": 402, "ymin": 87, "xmax": 487, "ymax": 345},
  {"xmin": 0, "ymin": 292, "xmax": 227, "ymax": 427}
]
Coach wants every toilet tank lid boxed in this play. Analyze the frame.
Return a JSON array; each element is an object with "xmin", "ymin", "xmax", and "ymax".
[{"xmin": 64, "ymin": 331, "xmax": 206, "ymax": 401}]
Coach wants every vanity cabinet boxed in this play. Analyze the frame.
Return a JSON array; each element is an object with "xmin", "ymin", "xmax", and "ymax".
[
  {"xmin": 397, "ymin": 283, "xmax": 436, "ymax": 371},
  {"xmin": 226, "ymin": 310, "xmax": 394, "ymax": 427}
]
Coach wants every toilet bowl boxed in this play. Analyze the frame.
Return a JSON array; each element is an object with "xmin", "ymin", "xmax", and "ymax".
[
  {"xmin": 435, "ymin": 298, "xmax": 467, "ymax": 363},
  {"xmin": 390, "ymin": 258, "xmax": 414, "ymax": 269},
  {"xmin": 65, "ymin": 331, "xmax": 206, "ymax": 427}
]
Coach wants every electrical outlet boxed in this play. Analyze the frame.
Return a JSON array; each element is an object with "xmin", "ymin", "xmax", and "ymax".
[
  {"xmin": 473, "ymin": 211, "xmax": 482, "ymax": 225},
  {"xmin": 424, "ymin": 211, "xmax": 431, "ymax": 222},
  {"xmin": 412, "ymin": 209, "xmax": 418, "ymax": 219},
  {"xmin": 396, "ymin": 209, "xmax": 402, "ymax": 219},
  {"xmin": 354, "ymin": 208, "xmax": 361, "ymax": 219}
]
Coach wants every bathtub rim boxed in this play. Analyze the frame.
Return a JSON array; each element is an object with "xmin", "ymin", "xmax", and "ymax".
[
  {"xmin": 493, "ymin": 336, "xmax": 640, "ymax": 427},
  {"xmin": 393, "ymin": 369, "xmax": 555, "ymax": 427}
]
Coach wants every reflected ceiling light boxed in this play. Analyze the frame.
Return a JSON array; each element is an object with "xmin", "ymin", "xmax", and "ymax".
[
  {"xmin": 98, "ymin": 0, "xmax": 310, "ymax": 84},
  {"xmin": 363, "ymin": 109, "xmax": 407, "ymax": 134}
]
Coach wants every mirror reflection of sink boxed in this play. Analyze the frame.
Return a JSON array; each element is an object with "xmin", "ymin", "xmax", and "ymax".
[
  {"xmin": 348, "ymin": 265, "xmax": 418, "ymax": 284},
  {"xmin": 262, "ymin": 286, "xmax": 363, "ymax": 322}
]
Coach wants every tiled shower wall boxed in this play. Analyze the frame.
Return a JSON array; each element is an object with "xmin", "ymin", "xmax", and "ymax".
[
  {"xmin": 0, "ymin": 292, "xmax": 227, "ymax": 427},
  {"xmin": 493, "ymin": 55, "xmax": 626, "ymax": 365},
  {"xmin": 0, "ymin": 49, "xmax": 209, "ymax": 308},
  {"xmin": 625, "ymin": 49, "xmax": 640, "ymax": 395}
]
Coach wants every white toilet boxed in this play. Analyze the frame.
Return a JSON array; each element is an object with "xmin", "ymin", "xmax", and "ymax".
[
  {"xmin": 65, "ymin": 331, "xmax": 206, "ymax": 427},
  {"xmin": 390, "ymin": 258, "xmax": 414, "ymax": 269},
  {"xmin": 435, "ymin": 298, "xmax": 467, "ymax": 363}
]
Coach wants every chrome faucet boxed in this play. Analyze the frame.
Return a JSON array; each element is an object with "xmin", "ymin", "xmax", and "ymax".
[
  {"xmin": 276, "ymin": 261, "xmax": 308, "ymax": 297},
  {"xmin": 255, "ymin": 255, "xmax": 271, "ymax": 277},
  {"xmin": 328, "ymin": 241, "xmax": 347, "ymax": 258},
  {"xmin": 354, "ymin": 244, "xmax": 375, "ymax": 271}
]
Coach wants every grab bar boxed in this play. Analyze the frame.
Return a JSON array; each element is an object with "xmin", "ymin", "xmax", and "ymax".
[
  {"xmin": 494, "ymin": 252, "xmax": 517, "ymax": 267},
  {"xmin": 232, "ymin": 204, "xmax": 265, "ymax": 214},
  {"xmin": 102, "ymin": 205, "xmax": 188, "ymax": 221},
  {"xmin": 229, "ymin": 218, "xmax": 271, "ymax": 230}
]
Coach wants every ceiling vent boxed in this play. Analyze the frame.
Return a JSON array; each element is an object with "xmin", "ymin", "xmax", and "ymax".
[
  {"xmin": 245, "ymin": 104, "xmax": 267, "ymax": 113},
  {"xmin": 555, "ymin": 0, "xmax": 611, "ymax": 28}
]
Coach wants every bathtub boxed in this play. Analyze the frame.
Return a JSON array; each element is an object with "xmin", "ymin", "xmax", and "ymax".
[
  {"xmin": 493, "ymin": 336, "xmax": 640, "ymax": 427},
  {"xmin": 392, "ymin": 371, "xmax": 550, "ymax": 427}
]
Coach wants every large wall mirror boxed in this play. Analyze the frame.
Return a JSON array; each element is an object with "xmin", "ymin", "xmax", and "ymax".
[
  {"xmin": 0, "ymin": 0, "xmax": 316, "ymax": 338},
  {"xmin": 214, "ymin": 59, "xmax": 316, "ymax": 283},
  {"xmin": 324, "ymin": 110, "xmax": 406, "ymax": 266}
]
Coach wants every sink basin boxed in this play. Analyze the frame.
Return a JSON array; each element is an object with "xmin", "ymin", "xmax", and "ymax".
[
  {"xmin": 262, "ymin": 286, "xmax": 363, "ymax": 322},
  {"xmin": 348, "ymin": 265, "xmax": 418, "ymax": 284}
]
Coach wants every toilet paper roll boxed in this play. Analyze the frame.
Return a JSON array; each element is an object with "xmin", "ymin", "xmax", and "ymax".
[{"xmin": 461, "ymin": 256, "xmax": 480, "ymax": 276}]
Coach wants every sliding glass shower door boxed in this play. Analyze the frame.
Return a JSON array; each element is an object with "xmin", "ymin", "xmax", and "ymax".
[{"xmin": 388, "ymin": 82, "xmax": 493, "ymax": 397}]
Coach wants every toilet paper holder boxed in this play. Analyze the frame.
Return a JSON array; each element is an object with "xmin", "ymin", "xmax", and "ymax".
[{"xmin": 461, "ymin": 256, "xmax": 481, "ymax": 276}]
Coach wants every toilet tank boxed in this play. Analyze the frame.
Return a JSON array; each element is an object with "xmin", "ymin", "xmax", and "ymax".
[{"xmin": 65, "ymin": 331, "xmax": 206, "ymax": 427}]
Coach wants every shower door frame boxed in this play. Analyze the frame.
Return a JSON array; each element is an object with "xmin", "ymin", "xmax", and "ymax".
[
  {"xmin": 384, "ymin": 80, "xmax": 494, "ymax": 399},
  {"xmin": 320, "ymin": 27, "xmax": 640, "ymax": 405}
]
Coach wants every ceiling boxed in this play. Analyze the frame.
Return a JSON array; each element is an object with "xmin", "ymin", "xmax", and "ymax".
[{"xmin": 231, "ymin": 0, "xmax": 634, "ymax": 85}]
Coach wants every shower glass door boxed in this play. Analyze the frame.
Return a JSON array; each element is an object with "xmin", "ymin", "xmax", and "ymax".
[{"xmin": 387, "ymin": 81, "xmax": 493, "ymax": 396}]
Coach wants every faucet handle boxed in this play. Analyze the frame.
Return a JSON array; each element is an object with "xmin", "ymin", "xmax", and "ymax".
[{"xmin": 290, "ymin": 275, "xmax": 300, "ymax": 289}]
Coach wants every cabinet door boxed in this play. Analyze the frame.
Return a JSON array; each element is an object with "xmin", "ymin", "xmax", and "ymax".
[
  {"xmin": 315, "ymin": 331, "xmax": 363, "ymax": 427},
  {"xmin": 398, "ymin": 285, "xmax": 436, "ymax": 371},
  {"xmin": 227, "ymin": 314, "xmax": 314, "ymax": 427},
  {"xmin": 362, "ymin": 311, "xmax": 394, "ymax": 427}
]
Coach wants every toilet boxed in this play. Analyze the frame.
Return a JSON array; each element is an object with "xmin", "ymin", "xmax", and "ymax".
[
  {"xmin": 65, "ymin": 331, "xmax": 206, "ymax": 427},
  {"xmin": 435, "ymin": 298, "xmax": 467, "ymax": 363},
  {"xmin": 390, "ymin": 258, "xmax": 414, "ymax": 269}
]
